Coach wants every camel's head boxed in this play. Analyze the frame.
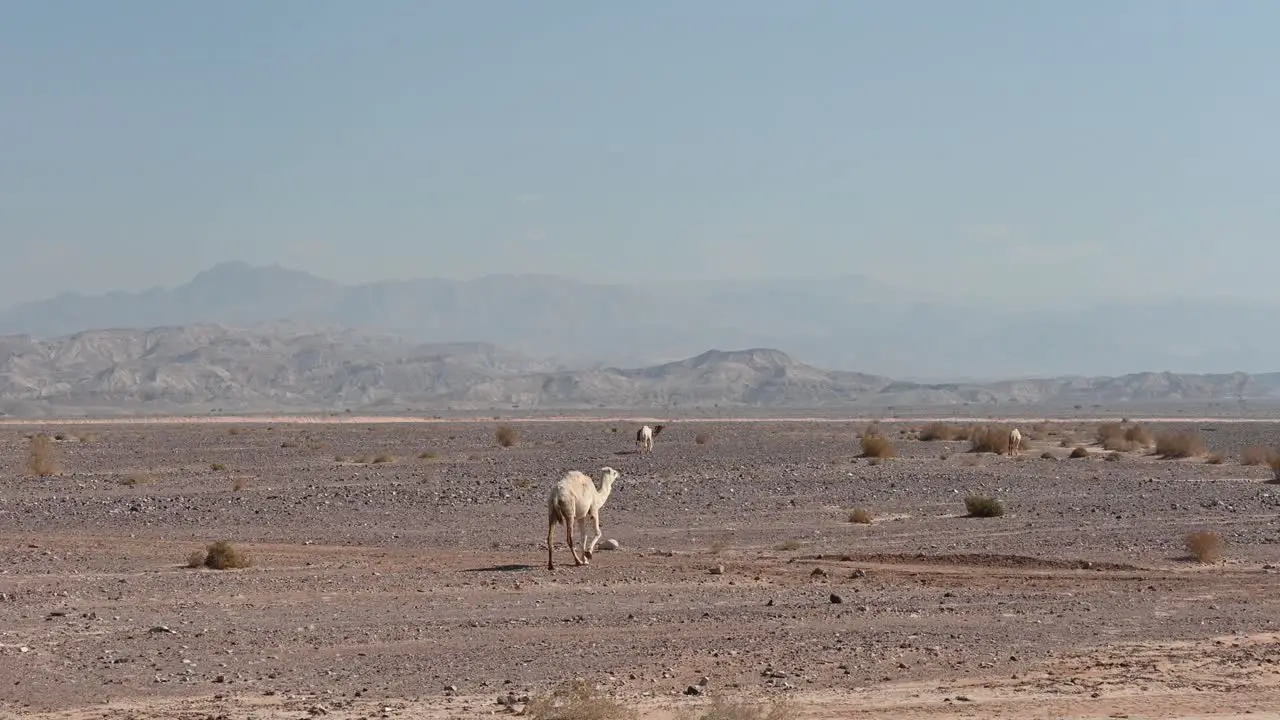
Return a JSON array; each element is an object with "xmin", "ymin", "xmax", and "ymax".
[
  {"xmin": 652, "ymin": 424, "xmax": 665, "ymax": 436},
  {"xmin": 600, "ymin": 466, "xmax": 620, "ymax": 486}
]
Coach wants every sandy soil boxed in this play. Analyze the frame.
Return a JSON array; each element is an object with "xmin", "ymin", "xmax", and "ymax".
[{"xmin": 3, "ymin": 417, "xmax": 1280, "ymax": 719}]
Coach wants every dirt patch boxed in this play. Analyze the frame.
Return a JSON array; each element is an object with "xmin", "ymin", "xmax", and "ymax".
[
  {"xmin": 815, "ymin": 552, "xmax": 1145, "ymax": 572},
  {"xmin": 2, "ymin": 419, "xmax": 1279, "ymax": 719}
]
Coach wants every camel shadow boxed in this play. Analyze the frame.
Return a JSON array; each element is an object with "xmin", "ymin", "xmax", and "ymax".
[
  {"xmin": 614, "ymin": 450, "xmax": 639, "ymax": 456},
  {"xmin": 464, "ymin": 563, "xmax": 535, "ymax": 573}
]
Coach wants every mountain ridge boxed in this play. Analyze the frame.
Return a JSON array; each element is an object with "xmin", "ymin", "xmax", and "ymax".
[
  {"xmin": 0, "ymin": 323, "xmax": 1276, "ymax": 418},
  {"xmin": 3, "ymin": 262, "xmax": 1279, "ymax": 379}
]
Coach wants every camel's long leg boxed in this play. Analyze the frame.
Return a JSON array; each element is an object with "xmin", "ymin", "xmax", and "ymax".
[
  {"xmin": 546, "ymin": 515, "xmax": 556, "ymax": 570},
  {"xmin": 565, "ymin": 517, "xmax": 585, "ymax": 566},
  {"xmin": 584, "ymin": 511, "xmax": 602, "ymax": 559}
]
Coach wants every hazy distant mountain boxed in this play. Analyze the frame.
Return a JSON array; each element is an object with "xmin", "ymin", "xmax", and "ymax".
[
  {"xmin": 0, "ymin": 324, "xmax": 1276, "ymax": 417},
  {"xmin": 0, "ymin": 261, "xmax": 1277, "ymax": 379}
]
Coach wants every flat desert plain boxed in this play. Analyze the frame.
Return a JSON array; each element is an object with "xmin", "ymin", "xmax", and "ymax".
[{"xmin": 3, "ymin": 417, "xmax": 1280, "ymax": 719}]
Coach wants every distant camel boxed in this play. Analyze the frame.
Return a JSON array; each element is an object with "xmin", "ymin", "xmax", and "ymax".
[
  {"xmin": 1007, "ymin": 427, "xmax": 1023, "ymax": 457},
  {"xmin": 545, "ymin": 467, "xmax": 620, "ymax": 571},
  {"xmin": 636, "ymin": 424, "xmax": 664, "ymax": 454}
]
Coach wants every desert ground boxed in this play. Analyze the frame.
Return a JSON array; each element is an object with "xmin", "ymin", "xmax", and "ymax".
[{"xmin": 3, "ymin": 415, "xmax": 1280, "ymax": 719}]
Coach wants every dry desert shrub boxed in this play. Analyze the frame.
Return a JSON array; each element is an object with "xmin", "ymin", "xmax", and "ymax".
[
  {"xmin": 1041, "ymin": 451, "xmax": 1055, "ymax": 460},
  {"xmin": 495, "ymin": 425, "xmax": 520, "ymax": 447},
  {"xmin": 964, "ymin": 495, "xmax": 1004, "ymax": 517},
  {"xmin": 188, "ymin": 541, "xmax": 252, "ymax": 570},
  {"xmin": 859, "ymin": 430, "xmax": 896, "ymax": 459},
  {"xmin": 695, "ymin": 432, "xmax": 712, "ymax": 445},
  {"xmin": 371, "ymin": 453, "xmax": 395, "ymax": 464},
  {"xmin": 847, "ymin": 508, "xmax": 873, "ymax": 524},
  {"xmin": 231, "ymin": 476, "xmax": 250, "ymax": 492},
  {"xmin": 119, "ymin": 473, "xmax": 156, "ymax": 487},
  {"xmin": 776, "ymin": 539, "xmax": 802, "ymax": 551},
  {"xmin": 967, "ymin": 425, "xmax": 1010, "ymax": 454},
  {"xmin": 417, "ymin": 450, "xmax": 439, "ymax": 460},
  {"xmin": 1155, "ymin": 430, "xmax": 1207, "ymax": 459},
  {"xmin": 1097, "ymin": 422, "xmax": 1155, "ymax": 451},
  {"xmin": 524, "ymin": 679, "xmax": 638, "ymax": 720},
  {"xmin": 209, "ymin": 462, "xmax": 227, "ymax": 471},
  {"xmin": 919, "ymin": 422, "xmax": 958, "ymax": 441},
  {"xmin": 1105, "ymin": 451, "xmax": 1123, "ymax": 462},
  {"xmin": 1241, "ymin": 446, "xmax": 1270, "ymax": 466},
  {"xmin": 1269, "ymin": 454, "xmax": 1280, "ymax": 483},
  {"xmin": 1069, "ymin": 446, "xmax": 1090, "ymax": 459},
  {"xmin": 1206, "ymin": 452, "xmax": 1226, "ymax": 465},
  {"xmin": 26, "ymin": 434, "xmax": 61, "ymax": 476},
  {"xmin": 1185, "ymin": 531, "xmax": 1224, "ymax": 563}
]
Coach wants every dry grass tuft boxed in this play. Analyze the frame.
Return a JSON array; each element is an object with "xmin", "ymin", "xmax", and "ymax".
[
  {"xmin": 1206, "ymin": 452, "xmax": 1226, "ymax": 465},
  {"xmin": 371, "ymin": 454, "xmax": 395, "ymax": 464},
  {"xmin": 209, "ymin": 462, "xmax": 227, "ymax": 471},
  {"xmin": 495, "ymin": 425, "xmax": 520, "ymax": 447},
  {"xmin": 231, "ymin": 476, "xmax": 250, "ymax": 492},
  {"xmin": 1241, "ymin": 446, "xmax": 1270, "ymax": 466},
  {"xmin": 417, "ymin": 451, "xmax": 439, "ymax": 460},
  {"xmin": 1185, "ymin": 531, "xmax": 1224, "ymax": 563},
  {"xmin": 1069, "ymin": 446, "xmax": 1090, "ymax": 459},
  {"xmin": 119, "ymin": 473, "xmax": 156, "ymax": 487},
  {"xmin": 695, "ymin": 432, "xmax": 712, "ymax": 445},
  {"xmin": 964, "ymin": 495, "xmax": 1004, "ymax": 518},
  {"xmin": 847, "ymin": 508, "xmax": 873, "ymax": 524},
  {"xmin": 189, "ymin": 540, "xmax": 252, "ymax": 570},
  {"xmin": 859, "ymin": 428, "xmax": 896, "ymax": 459},
  {"xmin": 1269, "ymin": 454, "xmax": 1280, "ymax": 483},
  {"xmin": 1040, "ymin": 451, "xmax": 1055, "ymax": 460},
  {"xmin": 776, "ymin": 539, "xmax": 802, "ymax": 551},
  {"xmin": 967, "ymin": 425, "xmax": 1010, "ymax": 454},
  {"xmin": 26, "ymin": 434, "xmax": 61, "ymax": 477},
  {"xmin": 524, "ymin": 679, "xmax": 638, "ymax": 720},
  {"xmin": 1155, "ymin": 430, "xmax": 1207, "ymax": 459}
]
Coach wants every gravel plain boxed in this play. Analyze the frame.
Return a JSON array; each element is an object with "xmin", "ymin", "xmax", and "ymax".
[{"xmin": 2, "ymin": 415, "xmax": 1280, "ymax": 719}]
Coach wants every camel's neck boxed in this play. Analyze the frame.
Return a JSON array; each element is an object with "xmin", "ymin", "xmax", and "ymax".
[{"xmin": 598, "ymin": 478, "xmax": 615, "ymax": 503}]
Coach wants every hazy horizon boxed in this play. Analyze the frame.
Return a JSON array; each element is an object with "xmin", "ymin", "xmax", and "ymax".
[{"xmin": 5, "ymin": 2, "xmax": 1280, "ymax": 309}]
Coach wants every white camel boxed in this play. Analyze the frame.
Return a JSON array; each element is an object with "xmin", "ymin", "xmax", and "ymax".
[
  {"xmin": 546, "ymin": 466, "xmax": 620, "ymax": 571},
  {"xmin": 636, "ymin": 424, "xmax": 664, "ymax": 454},
  {"xmin": 1007, "ymin": 427, "xmax": 1023, "ymax": 457}
]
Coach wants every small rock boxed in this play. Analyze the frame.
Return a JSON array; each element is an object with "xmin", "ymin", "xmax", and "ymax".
[
  {"xmin": 684, "ymin": 685, "xmax": 702, "ymax": 696},
  {"xmin": 709, "ymin": 565, "xmax": 724, "ymax": 575},
  {"xmin": 698, "ymin": 676, "xmax": 709, "ymax": 686},
  {"xmin": 955, "ymin": 695, "xmax": 971, "ymax": 702},
  {"xmin": 851, "ymin": 569, "xmax": 867, "ymax": 578},
  {"xmin": 601, "ymin": 538, "xmax": 620, "ymax": 551},
  {"xmin": 829, "ymin": 594, "xmax": 843, "ymax": 604}
]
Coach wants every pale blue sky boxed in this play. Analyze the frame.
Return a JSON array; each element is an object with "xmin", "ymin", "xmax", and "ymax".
[{"xmin": 2, "ymin": 1, "xmax": 1278, "ymax": 308}]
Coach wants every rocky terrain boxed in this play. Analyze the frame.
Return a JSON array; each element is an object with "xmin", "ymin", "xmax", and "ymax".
[
  {"xmin": 2, "ymin": 415, "xmax": 1280, "ymax": 718},
  {"xmin": 2, "ymin": 323, "xmax": 1280, "ymax": 418},
  {"xmin": 4, "ymin": 260, "xmax": 1280, "ymax": 378}
]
